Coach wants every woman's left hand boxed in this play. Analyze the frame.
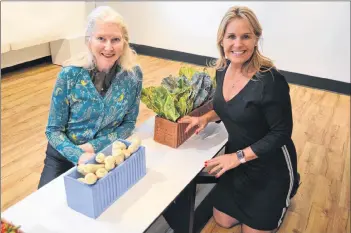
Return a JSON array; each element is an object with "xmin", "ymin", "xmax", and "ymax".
[
  {"xmin": 205, "ymin": 153, "xmax": 241, "ymax": 178},
  {"xmin": 79, "ymin": 143, "xmax": 95, "ymax": 153}
]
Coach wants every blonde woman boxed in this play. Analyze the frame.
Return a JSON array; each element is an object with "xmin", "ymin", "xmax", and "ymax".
[
  {"xmin": 179, "ymin": 6, "xmax": 300, "ymax": 233},
  {"xmin": 38, "ymin": 6, "xmax": 142, "ymax": 188}
]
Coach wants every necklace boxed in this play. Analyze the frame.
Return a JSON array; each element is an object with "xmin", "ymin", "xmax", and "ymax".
[{"xmin": 231, "ymin": 79, "xmax": 241, "ymax": 88}]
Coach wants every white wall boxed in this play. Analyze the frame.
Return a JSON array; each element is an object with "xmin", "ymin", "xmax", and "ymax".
[
  {"xmin": 97, "ymin": 1, "xmax": 350, "ymax": 83},
  {"xmin": 1, "ymin": 1, "xmax": 88, "ymax": 50},
  {"xmin": 1, "ymin": 1, "xmax": 96, "ymax": 68}
]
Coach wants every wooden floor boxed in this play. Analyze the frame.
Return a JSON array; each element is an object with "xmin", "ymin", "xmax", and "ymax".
[{"xmin": 1, "ymin": 55, "xmax": 350, "ymax": 233}]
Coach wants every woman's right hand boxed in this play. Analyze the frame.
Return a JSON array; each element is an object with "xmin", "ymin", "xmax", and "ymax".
[
  {"xmin": 178, "ymin": 115, "xmax": 208, "ymax": 134},
  {"xmin": 78, "ymin": 152, "xmax": 95, "ymax": 165}
]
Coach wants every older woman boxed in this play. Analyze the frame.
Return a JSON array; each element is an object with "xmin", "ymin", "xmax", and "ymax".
[{"xmin": 38, "ymin": 6, "xmax": 142, "ymax": 188}]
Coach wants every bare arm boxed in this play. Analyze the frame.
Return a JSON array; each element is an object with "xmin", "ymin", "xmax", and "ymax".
[
  {"xmin": 178, "ymin": 110, "xmax": 221, "ymax": 134},
  {"xmin": 202, "ymin": 110, "xmax": 220, "ymax": 124}
]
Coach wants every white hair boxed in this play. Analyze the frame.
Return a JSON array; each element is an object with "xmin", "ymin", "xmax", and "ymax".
[{"xmin": 63, "ymin": 6, "xmax": 138, "ymax": 72}]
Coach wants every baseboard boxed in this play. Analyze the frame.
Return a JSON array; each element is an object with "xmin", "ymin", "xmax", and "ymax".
[
  {"xmin": 278, "ymin": 70, "xmax": 350, "ymax": 95},
  {"xmin": 130, "ymin": 43, "xmax": 350, "ymax": 95},
  {"xmin": 1, "ymin": 56, "xmax": 53, "ymax": 75},
  {"xmin": 131, "ymin": 43, "xmax": 215, "ymax": 67}
]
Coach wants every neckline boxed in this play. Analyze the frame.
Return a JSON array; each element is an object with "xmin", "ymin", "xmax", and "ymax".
[
  {"xmin": 83, "ymin": 68, "xmax": 124, "ymax": 101},
  {"xmin": 221, "ymin": 64, "xmax": 256, "ymax": 103},
  {"xmin": 221, "ymin": 78, "xmax": 253, "ymax": 103}
]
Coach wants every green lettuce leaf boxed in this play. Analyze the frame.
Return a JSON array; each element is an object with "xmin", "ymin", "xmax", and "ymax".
[
  {"xmin": 141, "ymin": 86, "xmax": 188, "ymax": 122},
  {"xmin": 179, "ymin": 66, "xmax": 198, "ymax": 79},
  {"xmin": 141, "ymin": 66, "xmax": 216, "ymax": 122}
]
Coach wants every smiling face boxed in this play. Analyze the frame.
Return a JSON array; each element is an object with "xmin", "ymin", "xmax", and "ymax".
[
  {"xmin": 88, "ymin": 20, "xmax": 124, "ymax": 72},
  {"xmin": 222, "ymin": 18, "xmax": 257, "ymax": 67}
]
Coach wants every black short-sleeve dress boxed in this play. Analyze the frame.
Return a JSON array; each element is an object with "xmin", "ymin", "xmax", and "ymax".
[{"xmin": 211, "ymin": 65, "xmax": 298, "ymax": 231}]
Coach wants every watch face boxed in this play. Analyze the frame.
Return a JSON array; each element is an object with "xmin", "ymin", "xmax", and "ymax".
[
  {"xmin": 237, "ymin": 150, "xmax": 243, "ymax": 159},
  {"xmin": 237, "ymin": 150, "xmax": 245, "ymax": 163}
]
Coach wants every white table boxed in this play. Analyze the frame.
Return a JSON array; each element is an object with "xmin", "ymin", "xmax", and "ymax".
[{"xmin": 2, "ymin": 117, "xmax": 228, "ymax": 233}]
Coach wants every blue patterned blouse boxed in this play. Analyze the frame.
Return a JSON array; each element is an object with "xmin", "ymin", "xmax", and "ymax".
[{"xmin": 46, "ymin": 65, "xmax": 143, "ymax": 164}]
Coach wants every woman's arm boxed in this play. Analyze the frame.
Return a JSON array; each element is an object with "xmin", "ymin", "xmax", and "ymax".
[
  {"xmin": 206, "ymin": 72, "xmax": 293, "ymax": 177},
  {"xmin": 46, "ymin": 68, "xmax": 85, "ymax": 164},
  {"xmin": 246, "ymin": 73, "xmax": 293, "ymax": 159},
  {"xmin": 178, "ymin": 109, "xmax": 220, "ymax": 134},
  {"xmin": 202, "ymin": 110, "xmax": 221, "ymax": 123},
  {"xmin": 229, "ymin": 72, "xmax": 293, "ymax": 163},
  {"xmin": 89, "ymin": 67, "xmax": 143, "ymax": 152},
  {"xmin": 88, "ymin": 102, "xmax": 140, "ymax": 152}
]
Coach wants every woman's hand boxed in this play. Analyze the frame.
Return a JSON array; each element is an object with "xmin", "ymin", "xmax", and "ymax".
[
  {"xmin": 177, "ymin": 115, "xmax": 208, "ymax": 134},
  {"xmin": 205, "ymin": 153, "xmax": 241, "ymax": 178},
  {"xmin": 78, "ymin": 152, "xmax": 95, "ymax": 165},
  {"xmin": 79, "ymin": 143, "xmax": 95, "ymax": 153}
]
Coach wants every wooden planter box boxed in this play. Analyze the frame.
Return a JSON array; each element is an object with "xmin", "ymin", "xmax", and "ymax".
[{"xmin": 154, "ymin": 101, "xmax": 213, "ymax": 148}]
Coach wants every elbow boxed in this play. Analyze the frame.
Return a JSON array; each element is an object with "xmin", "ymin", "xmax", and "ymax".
[
  {"xmin": 45, "ymin": 127, "xmax": 53, "ymax": 139},
  {"xmin": 45, "ymin": 126, "xmax": 64, "ymax": 140},
  {"xmin": 251, "ymin": 130, "xmax": 292, "ymax": 158},
  {"xmin": 271, "ymin": 125, "xmax": 292, "ymax": 144},
  {"xmin": 276, "ymin": 131, "xmax": 291, "ymax": 147}
]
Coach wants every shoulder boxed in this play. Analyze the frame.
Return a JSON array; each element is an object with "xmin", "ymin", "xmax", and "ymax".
[
  {"xmin": 58, "ymin": 66, "xmax": 87, "ymax": 79},
  {"xmin": 257, "ymin": 67, "xmax": 289, "ymax": 92},
  {"xmin": 215, "ymin": 61, "xmax": 230, "ymax": 83},
  {"xmin": 56, "ymin": 66, "xmax": 89, "ymax": 89},
  {"xmin": 123, "ymin": 65, "xmax": 143, "ymax": 83},
  {"xmin": 255, "ymin": 67, "xmax": 290, "ymax": 102},
  {"xmin": 132, "ymin": 65, "xmax": 143, "ymax": 80}
]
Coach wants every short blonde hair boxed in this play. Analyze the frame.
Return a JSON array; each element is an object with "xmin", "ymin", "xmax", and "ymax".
[
  {"xmin": 214, "ymin": 6, "xmax": 274, "ymax": 74},
  {"xmin": 63, "ymin": 6, "xmax": 138, "ymax": 72}
]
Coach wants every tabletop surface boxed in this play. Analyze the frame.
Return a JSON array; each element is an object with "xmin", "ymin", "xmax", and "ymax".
[{"xmin": 2, "ymin": 117, "xmax": 228, "ymax": 233}]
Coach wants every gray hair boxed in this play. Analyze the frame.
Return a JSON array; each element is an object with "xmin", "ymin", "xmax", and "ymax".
[{"xmin": 63, "ymin": 6, "xmax": 138, "ymax": 72}]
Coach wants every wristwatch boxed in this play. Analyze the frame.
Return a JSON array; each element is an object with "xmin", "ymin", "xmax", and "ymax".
[{"xmin": 236, "ymin": 150, "xmax": 246, "ymax": 164}]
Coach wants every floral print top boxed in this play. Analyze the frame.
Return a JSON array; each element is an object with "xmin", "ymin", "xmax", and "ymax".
[{"xmin": 46, "ymin": 65, "xmax": 143, "ymax": 164}]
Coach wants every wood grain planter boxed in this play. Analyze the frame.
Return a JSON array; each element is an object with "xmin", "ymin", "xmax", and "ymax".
[{"xmin": 154, "ymin": 101, "xmax": 213, "ymax": 148}]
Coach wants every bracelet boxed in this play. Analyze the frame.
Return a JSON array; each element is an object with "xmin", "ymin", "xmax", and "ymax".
[{"xmin": 236, "ymin": 150, "xmax": 246, "ymax": 164}]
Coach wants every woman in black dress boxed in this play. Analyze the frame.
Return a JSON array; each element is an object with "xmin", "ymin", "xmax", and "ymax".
[{"xmin": 179, "ymin": 6, "xmax": 300, "ymax": 233}]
